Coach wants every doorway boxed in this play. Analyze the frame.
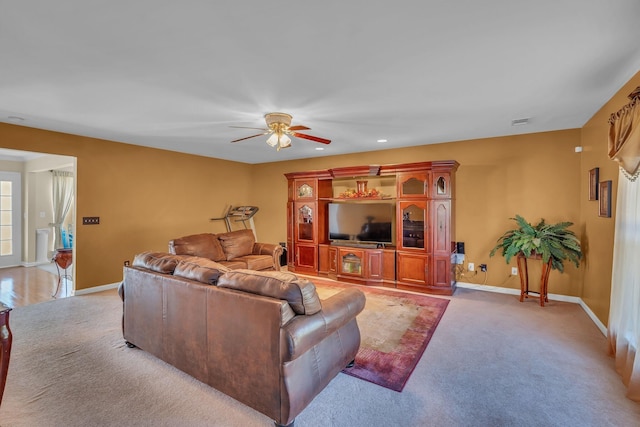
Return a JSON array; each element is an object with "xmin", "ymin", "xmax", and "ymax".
[{"xmin": 0, "ymin": 149, "xmax": 76, "ymax": 306}]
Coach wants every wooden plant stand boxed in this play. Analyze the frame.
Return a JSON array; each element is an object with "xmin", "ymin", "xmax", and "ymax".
[{"xmin": 516, "ymin": 253, "xmax": 552, "ymax": 307}]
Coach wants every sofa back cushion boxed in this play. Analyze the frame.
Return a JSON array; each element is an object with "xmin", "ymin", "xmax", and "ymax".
[
  {"xmin": 169, "ymin": 233, "xmax": 226, "ymax": 262},
  {"xmin": 173, "ymin": 257, "xmax": 231, "ymax": 285},
  {"xmin": 217, "ymin": 269, "xmax": 321, "ymax": 315},
  {"xmin": 217, "ymin": 229, "xmax": 255, "ymax": 261},
  {"xmin": 132, "ymin": 252, "xmax": 181, "ymax": 274}
]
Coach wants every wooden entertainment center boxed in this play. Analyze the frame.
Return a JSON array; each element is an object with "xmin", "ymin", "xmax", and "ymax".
[{"xmin": 285, "ymin": 160, "xmax": 459, "ymax": 295}]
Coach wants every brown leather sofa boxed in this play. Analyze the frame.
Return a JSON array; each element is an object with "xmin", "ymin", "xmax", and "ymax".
[
  {"xmin": 169, "ymin": 229, "xmax": 283, "ymax": 271},
  {"xmin": 119, "ymin": 252, "xmax": 365, "ymax": 427}
]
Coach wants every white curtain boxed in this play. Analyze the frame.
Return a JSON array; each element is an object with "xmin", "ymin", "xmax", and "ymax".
[
  {"xmin": 607, "ymin": 167, "xmax": 640, "ymax": 401},
  {"xmin": 50, "ymin": 170, "xmax": 74, "ymax": 249}
]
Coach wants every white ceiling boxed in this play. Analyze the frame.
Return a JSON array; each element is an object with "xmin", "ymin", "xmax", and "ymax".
[{"xmin": 2, "ymin": 1, "xmax": 640, "ymax": 164}]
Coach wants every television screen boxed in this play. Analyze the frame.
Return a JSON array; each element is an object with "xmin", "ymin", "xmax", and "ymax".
[{"xmin": 328, "ymin": 202, "xmax": 395, "ymax": 245}]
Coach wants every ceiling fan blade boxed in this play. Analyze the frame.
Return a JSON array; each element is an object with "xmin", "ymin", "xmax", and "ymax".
[
  {"xmin": 229, "ymin": 126, "xmax": 269, "ymax": 131},
  {"xmin": 292, "ymin": 132, "xmax": 331, "ymax": 145},
  {"xmin": 288, "ymin": 125, "xmax": 310, "ymax": 131},
  {"xmin": 231, "ymin": 132, "xmax": 269, "ymax": 143}
]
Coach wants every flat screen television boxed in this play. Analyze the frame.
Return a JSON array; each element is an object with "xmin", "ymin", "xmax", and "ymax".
[{"xmin": 328, "ymin": 202, "xmax": 395, "ymax": 245}]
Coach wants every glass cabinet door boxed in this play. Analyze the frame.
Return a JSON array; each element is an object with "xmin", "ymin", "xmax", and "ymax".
[
  {"xmin": 341, "ymin": 252, "xmax": 362, "ymax": 275},
  {"xmin": 398, "ymin": 201, "xmax": 427, "ymax": 250},
  {"xmin": 432, "ymin": 172, "xmax": 452, "ymax": 198},
  {"xmin": 397, "ymin": 172, "xmax": 428, "ymax": 198},
  {"xmin": 296, "ymin": 203, "xmax": 315, "ymax": 241},
  {"xmin": 295, "ymin": 179, "xmax": 316, "ymax": 200}
]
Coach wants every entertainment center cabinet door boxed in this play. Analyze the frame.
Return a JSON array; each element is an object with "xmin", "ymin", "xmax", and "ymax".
[
  {"xmin": 318, "ymin": 244, "xmax": 338, "ymax": 276},
  {"xmin": 397, "ymin": 201, "xmax": 428, "ymax": 252},
  {"xmin": 397, "ymin": 172, "xmax": 429, "ymax": 198},
  {"xmin": 293, "ymin": 201, "xmax": 319, "ymax": 273},
  {"xmin": 366, "ymin": 250, "xmax": 383, "ymax": 280},
  {"xmin": 396, "ymin": 253, "xmax": 431, "ymax": 288},
  {"xmin": 295, "ymin": 244, "xmax": 318, "ymax": 273},
  {"xmin": 338, "ymin": 248, "xmax": 365, "ymax": 278},
  {"xmin": 293, "ymin": 179, "xmax": 317, "ymax": 200},
  {"xmin": 431, "ymin": 171, "xmax": 453, "ymax": 199},
  {"xmin": 431, "ymin": 199, "xmax": 454, "ymax": 292}
]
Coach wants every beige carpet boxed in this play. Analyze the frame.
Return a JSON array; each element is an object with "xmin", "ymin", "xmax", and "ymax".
[{"xmin": 0, "ymin": 287, "xmax": 639, "ymax": 426}]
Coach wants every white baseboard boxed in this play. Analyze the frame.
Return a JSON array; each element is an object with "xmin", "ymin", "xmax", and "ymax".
[
  {"xmin": 74, "ymin": 282, "xmax": 121, "ymax": 296},
  {"xmin": 21, "ymin": 261, "xmax": 51, "ymax": 267},
  {"xmin": 456, "ymin": 281, "xmax": 607, "ymax": 336}
]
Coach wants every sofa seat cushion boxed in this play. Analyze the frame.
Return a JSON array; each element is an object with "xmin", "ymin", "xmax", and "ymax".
[
  {"xmin": 217, "ymin": 269, "xmax": 321, "ymax": 315},
  {"xmin": 217, "ymin": 229, "xmax": 255, "ymax": 260},
  {"xmin": 217, "ymin": 260, "xmax": 248, "ymax": 270},
  {"xmin": 132, "ymin": 252, "xmax": 181, "ymax": 274},
  {"xmin": 233, "ymin": 255, "xmax": 274, "ymax": 271},
  {"xmin": 170, "ymin": 233, "xmax": 226, "ymax": 262},
  {"xmin": 173, "ymin": 257, "xmax": 231, "ymax": 285}
]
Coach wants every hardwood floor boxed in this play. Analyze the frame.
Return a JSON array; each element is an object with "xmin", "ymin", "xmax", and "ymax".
[{"xmin": 0, "ymin": 265, "xmax": 72, "ymax": 308}]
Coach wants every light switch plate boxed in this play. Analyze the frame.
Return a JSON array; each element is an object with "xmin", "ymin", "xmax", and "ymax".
[{"xmin": 82, "ymin": 216, "xmax": 100, "ymax": 225}]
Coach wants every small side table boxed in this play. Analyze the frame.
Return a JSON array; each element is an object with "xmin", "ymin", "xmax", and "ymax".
[
  {"xmin": 0, "ymin": 303, "xmax": 12, "ymax": 408},
  {"xmin": 516, "ymin": 253, "xmax": 552, "ymax": 307},
  {"xmin": 53, "ymin": 248, "xmax": 73, "ymax": 298}
]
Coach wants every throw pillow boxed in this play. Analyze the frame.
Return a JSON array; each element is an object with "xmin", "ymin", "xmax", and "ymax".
[
  {"xmin": 217, "ymin": 229, "xmax": 255, "ymax": 261},
  {"xmin": 132, "ymin": 252, "xmax": 180, "ymax": 274},
  {"xmin": 169, "ymin": 233, "xmax": 226, "ymax": 262},
  {"xmin": 217, "ymin": 269, "xmax": 321, "ymax": 315},
  {"xmin": 173, "ymin": 257, "xmax": 230, "ymax": 285}
]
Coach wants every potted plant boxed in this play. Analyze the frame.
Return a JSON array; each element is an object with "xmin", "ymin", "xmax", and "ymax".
[{"xmin": 489, "ymin": 215, "xmax": 582, "ymax": 273}]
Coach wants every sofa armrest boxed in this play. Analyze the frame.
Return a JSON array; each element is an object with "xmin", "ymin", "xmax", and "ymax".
[
  {"xmin": 281, "ymin": 288, "xmax": 366, "ymax": 362},
  {"xmin": 252, "ymin": 242, "xmax": 284, "ymax": 271}
]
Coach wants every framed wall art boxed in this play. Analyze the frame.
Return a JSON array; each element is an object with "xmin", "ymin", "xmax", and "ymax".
[
  {"xmin": 589, "ymin": 167, "xmax": 599, "ymax": 201},
  {"xmin": 598, "ymin": 180, "xmax": 612, "ymax": 218}
]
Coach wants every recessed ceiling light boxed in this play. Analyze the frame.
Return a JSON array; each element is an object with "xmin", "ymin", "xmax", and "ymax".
[
  {"xmin": 377, "ymin": 139, "xmax": 388, "ymax": 143},
  {"xmin": 315, "ymin": 147, "xmax": 324, "ymax": 151},
  {"xmin": 7, "ymin": 116, "xmax": 24, "ymax": 123},
  {"xmin": 511, "ymin": 118, "xmax": 529, "ymax": 126}
]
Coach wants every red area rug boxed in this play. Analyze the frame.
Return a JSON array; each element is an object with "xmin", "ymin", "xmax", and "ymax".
[{"xmin": 310, "ymin": 278, "xmax": 449, "ymax": 392}]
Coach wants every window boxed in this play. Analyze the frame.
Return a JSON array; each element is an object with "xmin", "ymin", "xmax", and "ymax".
[{"xmin": 0, "ymin": 180, "xmax": 13, "ymax": 256}]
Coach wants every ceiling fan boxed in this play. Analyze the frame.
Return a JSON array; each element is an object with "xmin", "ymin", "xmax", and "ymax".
[{"xmin": 230, "ymin": 112, "xmax": 331, "ymax": 151}]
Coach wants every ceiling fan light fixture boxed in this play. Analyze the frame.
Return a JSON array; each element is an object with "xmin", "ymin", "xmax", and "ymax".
[
  {"xmin": 266, "ymin": 133, "xmax": 279, "ymax": 147},
  {"xmin": 230, "ymin": 112, "xmax": 330, "ymax": 150},
  {"xmin": 279, "ymin": 134, "xmax": 291, "ymax": 147}
]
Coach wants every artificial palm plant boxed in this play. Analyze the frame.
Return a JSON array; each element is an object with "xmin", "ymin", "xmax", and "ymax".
[{"xmin": 489, "ymin": 215, "xmax": 582, "ymax": 273}]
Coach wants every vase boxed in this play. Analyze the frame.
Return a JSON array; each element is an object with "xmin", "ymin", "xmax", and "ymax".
[
  {"xmin": 356, "ymin": 180, "xmax": 368, "ymax": 194},
  {"xmin": 54, "ymin": 248, "xmax": 73, "ymax": 269}
]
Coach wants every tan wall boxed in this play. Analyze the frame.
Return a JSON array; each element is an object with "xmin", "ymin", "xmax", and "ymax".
[
  {"xmin": 251, "ymin": 129, "xmax": 583, "ymax": 296},
  {"xmin": 579, "ymin": 70, "xmax": 640, "ymax": 324},
  {"xmin": 0, "ymin": 123, "xmax": 252, "ymax": 290}
]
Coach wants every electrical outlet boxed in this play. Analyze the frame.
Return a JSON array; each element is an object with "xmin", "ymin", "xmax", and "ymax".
[
  {"xmin": 479, "ymin": 264, "xmax": 487, "ymax": 272},
  {"xmin": 511, "ymin": 267, "xmax": 518, "ymax": 276},
  {"xmin": 468, "ymin": 262, "xmax": 474, "ymax": 271}
]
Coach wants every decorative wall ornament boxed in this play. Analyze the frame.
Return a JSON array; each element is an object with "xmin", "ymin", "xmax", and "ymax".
[
  {"xmin": 589, "ymin": 167, "xmax": 599, "ymax": 200},
  {"xmin": 598, "ymin": 180, "xmax": 612, "ymax": 218}
]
